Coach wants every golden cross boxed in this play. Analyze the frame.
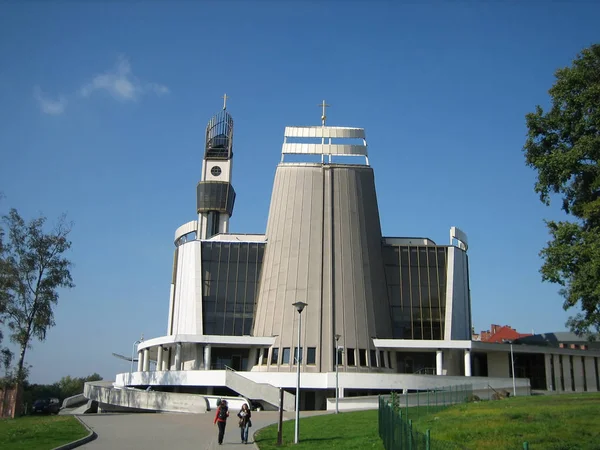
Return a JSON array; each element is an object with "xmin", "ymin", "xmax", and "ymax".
[
  {"xmin": 319, "ymin": 100, "xmax": 330, "ymax": 126},
  {"xmin": 222, "ymin": 93, "xmax": 229, "ymax": 110}
]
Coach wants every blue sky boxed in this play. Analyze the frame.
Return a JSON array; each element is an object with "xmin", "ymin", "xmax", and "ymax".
[{"xmin": 0, "ymin": 2, "xmax": 598, "ymax": 384}]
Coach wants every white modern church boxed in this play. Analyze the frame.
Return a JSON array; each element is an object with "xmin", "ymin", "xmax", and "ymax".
[{"xmin": 87, "ymin": 101, "xmax": 600, "ymax": 413}]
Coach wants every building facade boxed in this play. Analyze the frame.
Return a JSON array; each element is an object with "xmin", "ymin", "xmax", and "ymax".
[{"xmin": 106, "ymin": 103, "xmax": 600, "ymax": 412}]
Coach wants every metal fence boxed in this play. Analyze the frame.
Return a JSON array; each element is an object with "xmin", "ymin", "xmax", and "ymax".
[{"xmin": 378, "ymin": 385, "xmax": 473, "ymax": 450}]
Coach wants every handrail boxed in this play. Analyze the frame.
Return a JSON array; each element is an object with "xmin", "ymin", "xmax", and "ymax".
[{"xmin": 224, "ymin": 365, "xmax": 236, "ymax": 372}]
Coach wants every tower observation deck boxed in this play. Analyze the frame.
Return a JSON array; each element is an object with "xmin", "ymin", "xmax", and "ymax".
[{"xmin": 196, "ymin": 96, "xmax": 236, "ymax": 239}]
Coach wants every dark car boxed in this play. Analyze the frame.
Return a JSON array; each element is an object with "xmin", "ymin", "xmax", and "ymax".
[{"xmin": 32, "ymin": 398, "xmax": 60, "ymax": 415}]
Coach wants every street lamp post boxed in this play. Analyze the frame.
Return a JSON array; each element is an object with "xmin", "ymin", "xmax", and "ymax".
[
  {"xmin": 292, "ymin": 301, "xmax": 307, "ymax": 445},
  {"xmin": 335, "ymin": 334, "xmax": 341, "ymax": 414}
]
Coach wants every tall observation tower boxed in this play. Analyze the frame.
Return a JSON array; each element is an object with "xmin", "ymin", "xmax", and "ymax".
[{"xmin": 196, "ymin": 95, "xmax": 236, "ymax": 239}]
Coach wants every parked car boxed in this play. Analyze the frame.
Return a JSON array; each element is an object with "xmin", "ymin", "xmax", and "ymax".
[{"xmin": 32, "ymin": 398, "xmax": 60, "ymax": 415}]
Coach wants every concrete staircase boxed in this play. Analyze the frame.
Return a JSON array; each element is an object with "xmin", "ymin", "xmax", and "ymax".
[{"xmin": 224, "ymin": 368, "xmax": 296, "ymax": 411}]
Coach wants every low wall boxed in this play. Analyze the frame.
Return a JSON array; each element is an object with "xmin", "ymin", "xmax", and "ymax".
[
  {"xmin": 326, "ymin": 382, "xmax": 531, "ymax": 412},
  {"xmin": 62, "ymin": 394, "xmax": 87, "ymax": 409},
  {"xmin": 84, "ymin": 382, "xmax": 208, "ymax": 414}
]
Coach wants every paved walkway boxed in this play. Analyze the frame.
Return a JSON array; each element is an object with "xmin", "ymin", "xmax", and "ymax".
[{"xmin": 79, "ymin": 410, "xmax": 326, "ymax": 450}]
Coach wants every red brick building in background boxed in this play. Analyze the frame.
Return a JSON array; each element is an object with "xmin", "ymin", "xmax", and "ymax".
[{"xmin": 473, "ymin": 324, "xmax": 532, "ymax": 343}]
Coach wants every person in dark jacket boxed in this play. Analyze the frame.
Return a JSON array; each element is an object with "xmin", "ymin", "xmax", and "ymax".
[
  {"xmin": 213, "ymin": 400, "xmax": 229, "ymax": 445},
  {"xmin": 237, "ymin": 403, "xmax": 252, "ymax": 444}
]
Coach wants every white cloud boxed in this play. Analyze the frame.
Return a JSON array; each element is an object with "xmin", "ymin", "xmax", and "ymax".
[
  {"xmin": 79, "ymin": 55, "xmax": 169, "ymax": 101},
  {"xmin": 33, "ymin": 86, "xmax": 67, "ymax": 115}
]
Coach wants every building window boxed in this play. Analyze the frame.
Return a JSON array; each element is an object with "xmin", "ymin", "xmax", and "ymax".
[
  {"xmin": 380, "ymin": 350, "xmax": 386, "ymax": 368},
  {"xmin": 347, "ymin": 348, "xmax": 356, "ymax": 366},
  {"xmin": 282, "ymin": 348, "xmax": 290, "ymax": 364},
  {"xmin": 294, "ymin": 347, "xmax": 303, "ymax": 365},
  {"xmin": 359, "ymin": 349, "xmax": 367, "ymax": 367},
  {"xmin": 255, "ymin": 349, "xmax": 261, "ymax": 365},
  {"xmin": 271, "ymin": 348, "xmax": 279, "ymax": 365},
  {"xmin": 307, "ymin": 347, "xmax": 316, "ymax": 365},
  {"xmin": 370, "ymin": 350, "xmax": 377, "ymax": 367}
]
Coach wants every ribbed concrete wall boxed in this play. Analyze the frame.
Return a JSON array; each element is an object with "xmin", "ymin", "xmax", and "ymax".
[{"xmin": 253, "ymin": 163, "xmax": 392, "ymax": 373}]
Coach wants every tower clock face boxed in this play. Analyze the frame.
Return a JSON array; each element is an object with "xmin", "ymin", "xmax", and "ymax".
[{"xmin": 211, "ymin": 166, "xmax": 222, "ymax": 177}]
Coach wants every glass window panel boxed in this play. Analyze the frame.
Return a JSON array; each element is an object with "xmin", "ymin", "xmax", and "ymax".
[
  {"xmin": 385, "ymin": 265, "xmax": 400, "ymax": 285},
  {"xmin": 294, "ymin": 347, "xmax": 303, "ymax": 364},
  {"xmin": 347, "ymin": 348, "xmax": 356, "ymax": 366},
  {"xmin": 233, "ymin": 318, "xmax": 243, "ymax": 335},
  {"xmin": 410, "ymin": 266, "xmax": 419, "ymax": 287},
  {"xmin": 307, "ymin": 347, "xmax": 316, "ymax": 365},
  {"xmin": 282, "ymin": 348, "xmax": 290, "ymax": 364},
  {"xmin": 202, "ymin": 244, "xmax": 212, "ymax": 262},
  {"xmin": 370, "ymin": 350, "xmax": 377, "ymax": 367},
  {"xmin": 379, "ymin": 350, "xmax": 386, "ymax": 368},
  {"xmin": 400, "ymin": 247, "xmax": 409, "ymax": 265},
  {"xmin": 219, "ymin": 244, "xmax": 230, "ymax": 262},
  {"xmin": 248, "ymin": 244, "xmax": 258, "ymax": 263},
  {"xmin": 409, "ymin": 248, "xmax": 418, "ymax": 267},
  {"xmin": 271, "ymin": 348, "xmax": 279, "ymax": 365},
  {"xmin": 257, "ymin": 245, "xmax": 265, "ymax": 263},
  {"xmin": 418, "ymin": 248, "xmax": 428, "ymax": 267},
  {"xmin": 359, "ymin": 349, "xmax": 367, "ymax": 366},
  {"xmin": 243, "ymin": 319, "xmax": 252, "ymax": 335}
]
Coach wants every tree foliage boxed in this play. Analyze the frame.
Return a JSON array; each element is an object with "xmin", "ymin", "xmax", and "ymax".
[
  {"xmin": 524, "ymin": 44, "xmax": 600, "ymax": 337},
  {"xmin": 0, "ymin": 208, "xmax": 74, "ymax": 382}
]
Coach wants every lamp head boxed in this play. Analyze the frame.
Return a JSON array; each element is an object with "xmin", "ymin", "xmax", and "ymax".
[
  {"xmin": 335, "ymin": 334, "xmax": 341, "ymax": 341},
  {"xmin": 292, "ymin": 301, "xmax": 308, "ymax": 313}
]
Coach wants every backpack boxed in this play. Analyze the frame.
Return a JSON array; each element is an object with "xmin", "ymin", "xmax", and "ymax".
[{"xmin": 218, "ymin": 406, "xmax": 228, "ymax": 420}]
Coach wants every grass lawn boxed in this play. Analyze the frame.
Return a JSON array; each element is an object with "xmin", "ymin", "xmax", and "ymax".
[
  {"xmin": 254, "ymin": 410, "xmax": 384, "ymax": 449},
  {"xmin": 411, "ymin": 393, "xmax": 600, "ymax": 450},
  {"xmin": 0, "ymin": 415, "xmax": 89, "ymax": 450}
]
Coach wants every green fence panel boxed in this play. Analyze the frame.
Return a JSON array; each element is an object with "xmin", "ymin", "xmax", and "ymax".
[{"xmin": 378, "ymin": 384, "xmax": 472, "ymax": 450}]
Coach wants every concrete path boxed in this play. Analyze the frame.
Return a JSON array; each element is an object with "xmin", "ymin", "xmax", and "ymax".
[{"xmin": 78, "ymin": 410, "xmax": 326, "ymax": 450}]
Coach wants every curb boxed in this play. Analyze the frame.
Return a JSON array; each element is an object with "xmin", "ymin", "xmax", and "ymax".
[{"xmin": 51, "ymin": 415, "xmax": 98, "ymax": 450}]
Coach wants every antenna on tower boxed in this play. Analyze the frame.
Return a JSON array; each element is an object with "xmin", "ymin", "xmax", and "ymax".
[
  {"xmin": 222, "ymin": 93, "xmax": 229, "ymax": 110},
  {"xmin": 319, "ymin": 100, "xmax": 330, "ymax": 126}
]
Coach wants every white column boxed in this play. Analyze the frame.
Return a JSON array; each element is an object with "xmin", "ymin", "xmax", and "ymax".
[
  {"xmin": 143, "ymin": 348, "xmax": 150, "ymax": 372},
  {"xmin": 562, "ymin": 355, "xmax": 572, "ymax": 391},
  {"xmin": 137, "ymin": 350, "xmax": 143, "ymax": 372},
  {"xmin": 247, "ymin": 348, "xmax": 258, "ymax": 371},
  {"xmin": 573, "ymin": 356, "xmax": 585, "ymax": 392},
  {"xmin": 161, "ymin": 348, "xmax": 169, "ymax": 371},
  {"xmin": 436, "ymin": 350, "xmax": 443, "ymax": 376},
  {"xmin": 156, "ymin": 346, "xmax": 163, "ymax": 372},
  {"xmin": 174, "ymin": 343, "xmax": 182, "ymax": 371},
  {"xmin": 464, "ymin": 350, "xmax": 471, "ymax": 377},
  {"xmin": 383, "ymin": 351, "xmax": 389, "ymax": 369},
  {"xmin": 553, "ymin": 354, "xmax": 563, "ymax": 391},
  {"xmin": 584, "ymin": 357, "xmax": 597, "ymax": 392},
  {"xmin": 544, "ymin": 354, "xmax": 553, "ymax": 391},
  {"xmin": 204, "ymin": 344, "xmax": 211, "ymax": 370}
]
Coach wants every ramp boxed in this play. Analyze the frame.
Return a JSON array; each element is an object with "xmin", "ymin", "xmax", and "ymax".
[{"xmin": 224, "ymin": 368, "xmax": 295, "ymax": 411}]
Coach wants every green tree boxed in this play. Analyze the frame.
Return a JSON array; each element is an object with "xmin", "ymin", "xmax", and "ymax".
[
  {"xmin": 523, "ymin": 43, "xmax": 600, "ymax": 338},
  {"xmin": 0, "ymin": 208, "xmax": 74, "ymax": 382}
]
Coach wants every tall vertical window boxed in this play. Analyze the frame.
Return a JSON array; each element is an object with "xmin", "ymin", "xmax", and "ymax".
[
  {"xmin": 370, "ymin": 350, "xmax": 377, "ymax": 367},
  {"xmin": 359, "ymin": 349, "xmax": 367, "ymax": 366},
  {"xmin": 201, "ymin": 241, "xmax": 264, "ymax": 336},
  {"xmin": 307, "ymin": 348, "xmax": 316, "ymax": 365},
  {"xmin": 383, "ymin": 245, "xmax": 448, "ymax": 340},
  {"xmin": 270, "ymin": 348, "xmax": 279, "ymax": 365},
  {"xmin": 282, "ymin": 348, "xmax": 291, "ymax": 365},
  {"xmin": 347, "ymin": 348, "xmax": 356, "ymax": 366}
]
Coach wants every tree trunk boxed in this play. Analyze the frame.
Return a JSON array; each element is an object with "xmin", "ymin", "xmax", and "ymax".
[{"xmin": 16, "ymin": 344, "xmax": 27, "ymax": 383}]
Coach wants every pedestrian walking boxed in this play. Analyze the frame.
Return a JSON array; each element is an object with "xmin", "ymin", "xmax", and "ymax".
[
  {"xmin": 213, "ymin": 400, "xmax": 229, "ymax": 445},
  {"xmin": 237, "ymin": 403, "xmax": 252, "ymax": 444}
]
